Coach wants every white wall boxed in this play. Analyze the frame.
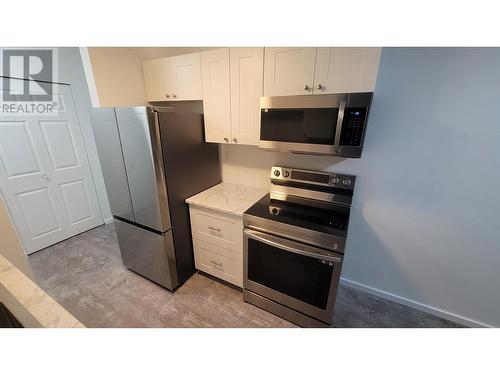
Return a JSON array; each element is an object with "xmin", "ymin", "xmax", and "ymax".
[{"xmin": 222, "ymin": 48, "xmax": 500, "ymax": 327}]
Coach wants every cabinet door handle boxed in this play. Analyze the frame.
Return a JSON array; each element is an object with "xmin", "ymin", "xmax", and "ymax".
[
  {"xmin": 317, "ymin": 84, "xmax": 323, "ymax": 90},
  {"xmin": 224, "ymin": 137, "xmax": 229, "ymax": 143},
  {"xmin": 208, "ymin": 226, "xmax": 221, "ymax": 232},
  {"xmin": 304, "ymin": 85, "xmax": 310, "ymax": 91},
  {"xmin": 232, "ymin": 137, "xmax": 238, "ymax": 143},
  {"xmin": 166, "ymin": 94, "xmax": 170, "ymax": 98},
  {"xmin": 210, "ymin": 260, "xmax": 223, "ymax": 267},
  {"xmin": 172, "ymin": 94, "xmax": 177, "ymax": 98}
]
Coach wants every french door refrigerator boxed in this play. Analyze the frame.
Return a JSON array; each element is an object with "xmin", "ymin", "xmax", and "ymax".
[{"xmin": 90, "ymin": 103, "xmax": 221, "ymax": 290}]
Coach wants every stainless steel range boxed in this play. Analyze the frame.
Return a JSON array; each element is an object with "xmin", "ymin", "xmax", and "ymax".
[{"xmin": 243, "ymin": 166, "xmax": 355, "ymax": 327}]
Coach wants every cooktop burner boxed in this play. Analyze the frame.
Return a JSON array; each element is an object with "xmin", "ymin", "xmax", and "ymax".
[{"xmin": 244, "ymin": 194, "xmax": 349, "ymax": 237}]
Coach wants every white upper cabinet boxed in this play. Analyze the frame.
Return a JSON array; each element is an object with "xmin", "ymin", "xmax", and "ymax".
[
  {"xmin": 168, "ymin": 53, "xmax": 202, "ymax": 100},
  {"xmin": 142, "ymin": 58, "xmax": 169, "ymax": 102},
  {"xmin": 142, "ymin": 53, "xmax": 202, "ymax": 101},
  {"xmin": 201, "ymin": 48, "xmax": 232, "ymax": 143},
  {"xmin": 201, "ymin": 48, "xmax": 264, "ymax": 145},
  {"xmin": 263, "ymin": 47, "xmax": 316, "ymax": 96},
  {"xmin": 313, "ymin": 48, "xmax": 382, "ymax": 94},
  {"xmin": 263, "ymin": 47, "xmax": 382, "ymax": 97},
  {"xmin": 230, "ymin": 48, "xmax": 264, "ymax": 145}
]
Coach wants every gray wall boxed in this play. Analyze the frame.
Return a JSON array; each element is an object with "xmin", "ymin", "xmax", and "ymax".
[
  {"xmin": 222, "ymin": 48, "xmax": 500, "ymax": 327},
  {"xmin": 339, "ymin": 48, "xmax": 500, "ymax": 327}
]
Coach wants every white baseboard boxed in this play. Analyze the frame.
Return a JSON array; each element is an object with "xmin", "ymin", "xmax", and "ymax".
[
  {"xmin": 339, "ymin": 277, "xmax": 491, "ymax": 328},
  {"xmin": 104, "ymin": 217, "xmax": 114, "ymax": 225}
]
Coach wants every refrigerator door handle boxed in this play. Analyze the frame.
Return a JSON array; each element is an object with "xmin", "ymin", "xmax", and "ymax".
[{"xmin": 147, "ymin": 107, "xmax": 172, "ymax": 231}]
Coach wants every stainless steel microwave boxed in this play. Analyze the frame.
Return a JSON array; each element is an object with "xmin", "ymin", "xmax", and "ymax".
[{"xmin": 259, "ymin": 92, "xmax": 373, "ymax": 158}]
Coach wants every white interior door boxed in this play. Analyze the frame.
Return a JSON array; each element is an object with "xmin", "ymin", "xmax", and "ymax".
[{"xmin": 0, "ymin": 81, "xmax": 103, "ymax": 254}]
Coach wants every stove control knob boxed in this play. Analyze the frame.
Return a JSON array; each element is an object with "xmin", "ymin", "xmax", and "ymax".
[
  {"xmin": 273, "ymin": 170, "xmax": 281, "ymax": 177},
  {"xmin": 331, "ymin": 177, "xmax": 340, "ymax": 184},
  {"xmin": 271, "ymin": 208, "xmax": 278, "ymax": 215},
  {"xmin": 282, "ymin": 170, "xmax": 290, "ymax": 178},
  {"xmin": 342, "ymin": 178, "xmax": 352, "ymax": 186}
]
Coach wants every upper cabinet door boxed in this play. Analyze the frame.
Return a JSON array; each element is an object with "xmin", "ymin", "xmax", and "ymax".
[
  {"xmin": 230, "ymin": 48, "xmax": 264, "ymax": 146},
  {"xmin": 263, "ymin": 47, "xmax": 316, "ymax": 96},
  {"xmin": 313, "ymin": 48, "xmax": 382, "ymax": 94},
  {"xmin": 201, "ymin": 48, "xmax": 232, "ymax": 143},
  {"xmin": 169, "ymin": 53, "xmax": 202, "ymax": 100},
  {"xmin": 143, "ymin": 58, "xmax": 170, "ymax": 101}
]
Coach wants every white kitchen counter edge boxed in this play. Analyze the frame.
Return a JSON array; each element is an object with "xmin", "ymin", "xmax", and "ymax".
[
  {"xmin": 0, "ymin": 254, "xmax": 85, "ymax": 328},
  {"xmin": 185, "ymin": 182, "xmax": 267, "ymax": 217}
]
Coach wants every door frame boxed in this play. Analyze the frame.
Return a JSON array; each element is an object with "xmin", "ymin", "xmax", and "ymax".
[{"xmin": 78, "ymin": 47, "xmax": 113, "ymax": 224}]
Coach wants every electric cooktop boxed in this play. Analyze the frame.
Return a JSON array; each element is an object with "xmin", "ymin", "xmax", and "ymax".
[{"xmin": 244, "ymin": 194, "xmax": 349, "ymax": 238}]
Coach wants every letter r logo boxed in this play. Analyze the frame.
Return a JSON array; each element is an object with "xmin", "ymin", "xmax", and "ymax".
[{"xmin": 2, "ymin": 49, "xmax": 53, "ymax": 102}]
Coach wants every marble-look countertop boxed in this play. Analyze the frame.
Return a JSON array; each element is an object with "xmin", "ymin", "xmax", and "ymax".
[
  {"xmin": 186, "ymin": 182, "xmax": 267, "ymax": 216},
  {"xmin": 0, "ymin": 255, "xmax": 84, "ymax": 328}
]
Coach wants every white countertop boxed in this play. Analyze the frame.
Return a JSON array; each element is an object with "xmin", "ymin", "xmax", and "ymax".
[
  {"xmin": 186, "ymin": 182, "xmax": 267, "ymax": 216},
  {"xmin": 0, "ymin": 255, "xmax": 85, "ymax": 328}
]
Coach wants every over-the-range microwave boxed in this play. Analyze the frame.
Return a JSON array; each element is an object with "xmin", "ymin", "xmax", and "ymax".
[{"xmin": 259, "ymin": 92, "xmax": 373, "ymax": 158}]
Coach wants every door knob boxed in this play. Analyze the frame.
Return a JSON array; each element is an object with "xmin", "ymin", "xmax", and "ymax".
[{"xmin": 232, "ymin": 138, "xmax": 238, "ymax": 143}]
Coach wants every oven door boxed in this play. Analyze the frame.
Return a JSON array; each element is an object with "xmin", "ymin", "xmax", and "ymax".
[{"xmin": 243, "ymin": 228, "xmax": 343, "ymax": 324}]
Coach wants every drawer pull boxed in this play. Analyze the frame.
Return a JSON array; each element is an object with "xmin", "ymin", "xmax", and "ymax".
[
  {"xmin": 208, "ymin": 226, "xmax": 221, "ymax": 232},
  {"xmin": 210, "ymin": 260, "xmax": 223, "ymax": 267}
]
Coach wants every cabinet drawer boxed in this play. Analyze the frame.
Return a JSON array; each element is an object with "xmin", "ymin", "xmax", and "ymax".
[
  {"xmin": 194, "ymin": 239, "xmax": 243, "ymax": 287},
  {"xmin": 189, "ymin": 207, "xmax": 243, "ymax": 252}
]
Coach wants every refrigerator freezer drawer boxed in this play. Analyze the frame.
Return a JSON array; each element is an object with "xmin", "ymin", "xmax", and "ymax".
[{"xmin": 114, "ymin": 218, "xmax": 179, "ymax": 290}]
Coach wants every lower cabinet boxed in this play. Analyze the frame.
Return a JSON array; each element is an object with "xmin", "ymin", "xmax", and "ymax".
[
  {"xmin": 189, "ymin": 206, "xmax": 243, "ymax": 287},
  {"xmin": 193, "ymin": 239, "xmax": 243, "ymax": 287}
]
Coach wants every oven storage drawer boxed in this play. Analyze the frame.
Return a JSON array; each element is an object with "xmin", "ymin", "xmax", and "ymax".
[
  {"xmin": 189, "ymin": 207, "xmax": 243, "ymax": 253},
  {"xmin": 193, "ymin": 239, "xmax": 243, "ymax": 287}
]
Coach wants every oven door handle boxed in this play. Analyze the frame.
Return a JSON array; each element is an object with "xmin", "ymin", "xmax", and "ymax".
[{"xmin": 244, "ymin": 229, "xmax": 342, "ymax": 263}]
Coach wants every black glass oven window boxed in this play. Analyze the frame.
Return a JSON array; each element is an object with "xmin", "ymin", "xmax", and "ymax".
[
  {"xmin": 247, "ymin": 238, "xmax": 334, "ymax": 310},
  {"xmin": 260, "ymin": 108, "xmax": 338, "ymax": 145}
]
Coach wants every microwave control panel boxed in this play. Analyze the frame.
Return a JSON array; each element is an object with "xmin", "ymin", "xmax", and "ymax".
[{"xmin": 339, "ymin": 107, "xmax": 367, "ymax": 147}]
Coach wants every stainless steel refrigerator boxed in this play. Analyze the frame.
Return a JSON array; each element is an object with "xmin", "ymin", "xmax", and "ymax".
[{"xmin": 90, "ymin": 102, "xmax": 221, "ymax": 290}]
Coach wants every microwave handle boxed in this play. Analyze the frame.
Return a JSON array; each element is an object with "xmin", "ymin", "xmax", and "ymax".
[
  {"xmin": 244, "ymin": 229, "xmax": 342, "ymax": 263},
  {"xmin": 333, "ymin": 95, "xmax": 348, "ymax": 152}
]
